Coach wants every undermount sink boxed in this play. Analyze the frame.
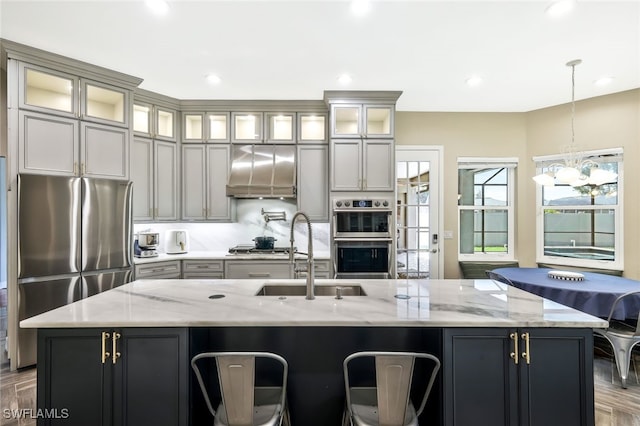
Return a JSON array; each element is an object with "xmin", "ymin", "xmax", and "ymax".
[{"xmin": 255, "ymin": 283, "xmax": 367, "ymax": 297}]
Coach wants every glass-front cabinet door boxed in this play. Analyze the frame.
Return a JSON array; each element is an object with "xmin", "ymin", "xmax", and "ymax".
[
  {"xmin": 207, "ymin": 113, "xmax": 229, "ymax": 142},
  {"xmin": 266, "ymin": 112, "xmax": 295, "ymax": 143},
  {"xmin": 183, "ymin": 113, "xmax": 204, "ymax": 142},
  {"xmin": 364, "ymin": 105, "xmax": 393, "ymax": 138},
  {"xmin": 331, "ymin": 105, "xmax": 361, "ymax": 138},
  {"xmin": 19, "ymin": 62, "xmax": 79, "ymax": 118},
  {"xmin": 155, "ymin": 108, "xmax": 175, "ymax": 140},
  {"xmin": 81, "ymin": 80, "xmax": 128, "ymax": 127},
  {"xmin": 298, "ymin": 113, "xmax": 327, "ymax": 143},
  {"xmin": 133, "ymin": 103, "xmax": 151, "ymax": 135},
  {"xmin": 232, "ymin": 112, "xmax": 263, "ymax": 142}
]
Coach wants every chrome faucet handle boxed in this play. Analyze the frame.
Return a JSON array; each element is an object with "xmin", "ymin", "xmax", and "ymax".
[{"xmin": 335, "ymin": 286, "xmax": 343, "ymax": 300}]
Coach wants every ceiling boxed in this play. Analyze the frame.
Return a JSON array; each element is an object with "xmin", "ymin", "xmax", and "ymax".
[{"xmin": 1, "ymin": 0, "xmax": 638, "ymax": 112}]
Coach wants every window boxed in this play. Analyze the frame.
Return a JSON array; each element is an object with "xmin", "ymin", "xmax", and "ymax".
[
  {"xmin": 458, "ymin": 158, "xmax": 517, "ymax": 261},
  {"xmin": 534, "ymin": 149, "xmax": 623, "ymax": 271}
]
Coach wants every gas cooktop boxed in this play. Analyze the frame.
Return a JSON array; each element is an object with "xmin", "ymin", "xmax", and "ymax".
[{"xmin": 227, "ymin": 245, "xmax": 295, "ymax": 255}]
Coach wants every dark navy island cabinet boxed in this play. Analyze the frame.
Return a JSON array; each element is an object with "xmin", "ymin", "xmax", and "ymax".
[
  {"xmin": 37, "ymin": 328, "xmax": 189, "ymax": 426},
  {"xmin": 443, "ymin": 328, "xmax": 594, "ymax": 426}
]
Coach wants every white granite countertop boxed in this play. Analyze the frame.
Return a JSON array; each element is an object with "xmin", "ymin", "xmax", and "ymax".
[
  {"xmin": 133, "ymin": 250, "xmax": 331, "ymax": 264},
  {"xmin": 21, "ymin": 278, "xmax": 607, "ymax": 329}
]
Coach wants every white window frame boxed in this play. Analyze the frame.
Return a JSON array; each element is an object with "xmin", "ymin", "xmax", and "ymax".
[
  {"xmin": 533, "ymin": 148, "xmax": 623, "ymax": 271},
  {"xmin": 457, "ymin": 157, "xmax": 517, "ymax": 262}
]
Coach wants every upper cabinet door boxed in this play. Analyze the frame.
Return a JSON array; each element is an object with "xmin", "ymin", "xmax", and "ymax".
[
  {"xmin": 298, "ymin": 113, "xmax": 327, "ymax": 144},
  {"xmin": 133, "ymin": 102, "xmax": 152, "ymax": 136},
  {"xmin": 18, "ymin": 62, "xmax": 79, "ymax": 119},
  {"xmin": 364, "ymin": 105, "xmax": 394, "ymax": 138},
  {"xmin": 231, "ymin": 112, "xmax": 263, "ymax": 143},
  {"xmin": 330, "ymin": 104, "xmax": 362, "ymax": 138},
  {"xmin": 81, "ymin": 79, "xmax": 129, "ymax": 127},
  {"xmin": 155, "ymin": 107, "xmax": 176, "ymax": 141},
  {"xmin": 265, "ymin": 112, "xmax": 295, "ymax": 143},
  {"xmin": 183, "ymin": 113, "xmax": 204, "ymax": 142},
  {"xmin": 207, "ymin": 113, "xmax": 230, "ymax": 143}
]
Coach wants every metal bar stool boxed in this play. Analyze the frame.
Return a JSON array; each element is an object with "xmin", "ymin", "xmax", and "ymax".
[
  {"xmin": 342, "ymin": 351, "xmax": 441, "ymax": 426},
  {"xmin": 191, "ymin": 352, "xmax": 290, "ymax": 426}
]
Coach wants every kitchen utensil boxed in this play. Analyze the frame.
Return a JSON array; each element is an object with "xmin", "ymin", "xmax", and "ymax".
[
  {"xmin": 253, "ymin": 236, "xmax": 276, "ymax": 250},
  {"xmin": 165, "ymin": 229, "xmax": 189, "ymax": 254}
]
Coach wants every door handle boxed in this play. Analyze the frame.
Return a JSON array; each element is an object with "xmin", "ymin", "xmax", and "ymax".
[
  {"xmin": 521, "ymin": 332, "xmax": 531, "ymax": 364},
  {"xmin": 101, "ymin": 331, "xmax": 111, "ymax": 364},
  {"xmin": 430, "ymin": 249, "xmax": 438, "ymax": 253},
  {"xmin": 112, "ymin": 332, "xmax": 121, "ymax": 364},
  {"xmin": 509, "ymin": 332, "xmax": 519, "ymax": 365}
]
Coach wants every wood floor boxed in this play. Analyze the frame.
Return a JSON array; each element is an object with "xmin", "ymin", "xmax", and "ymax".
[{"xmin": 0, "ymin": 338, "xmax": 638, "ymax": 426}]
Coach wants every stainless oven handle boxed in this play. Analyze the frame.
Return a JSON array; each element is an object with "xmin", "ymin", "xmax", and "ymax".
[
  {"xmin": 333, "ymin": 208, "xmax": 393, "ymax": 213},
  {"xmin": 333, "ymin": 237, "xmax": 393, "ymax": 242}
]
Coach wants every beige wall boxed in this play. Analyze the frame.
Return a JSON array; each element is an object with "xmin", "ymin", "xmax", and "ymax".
[{"xmin": 395, "ymin": 88, "xmax": 640, "ymax": 279}]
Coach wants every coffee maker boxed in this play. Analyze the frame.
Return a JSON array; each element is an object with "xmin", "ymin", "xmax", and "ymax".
[{"xmin": 134, "ymin": 231, "xmax": 160, "ymax": 258}]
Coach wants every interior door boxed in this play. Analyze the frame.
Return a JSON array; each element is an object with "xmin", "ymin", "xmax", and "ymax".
[{"xmin": 395, "ymin": 147, "xmax": 442, "ymax": 278}]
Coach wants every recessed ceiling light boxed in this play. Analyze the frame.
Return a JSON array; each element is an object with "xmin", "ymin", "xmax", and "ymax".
[
  {"xmin": 594, "ymin": 76, "xmax": 614, "ymax": 87},
  {"xmin": 465, "ymin": 76, "xmax": 483, "ymax": 87},
  {"xmin": 545, "ymin": 0, "xmax": 575, "ymax": 18},
  {"xmin": 146, "ymin": 0, "xmax": 170, "ymax": 16},
  {"xmin": 206, "ymin": 74, "xmax": 221, "ymax": 85},
  {"xmin": 338, "ymin": 73, "xmax": 352, "ymax": 85},
  {"xmin": 351, "ymin": 0, "xmax": 371, "ymax": 17}
]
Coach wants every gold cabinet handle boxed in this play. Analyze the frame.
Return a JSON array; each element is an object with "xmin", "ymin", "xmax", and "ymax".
[
  {"xmin": 521, "ymin": 332, "xmax": 531, "ymax": 364},
  {"xmin": 74, "ymin": 162, "xmax": 78, "ymax": 175},
  {"xmin": 112, "ymin": 332, "xmax": 121, "ymax": 364},
  {"xmin": 81, "ymin": 163, "xmax": 86, "ymax": 175},
  {"xmin": 101, "ymin": 331, "xmax": 111, "ymax": 364},
  {"xmin": 509, "ymin": 332, "xmax": 519, "ymax": 365}
]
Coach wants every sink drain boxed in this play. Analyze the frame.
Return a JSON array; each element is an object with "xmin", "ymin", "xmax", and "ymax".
[{"xmin": 208, "ymin": 294, "xmax": 225, "ymax": 299}]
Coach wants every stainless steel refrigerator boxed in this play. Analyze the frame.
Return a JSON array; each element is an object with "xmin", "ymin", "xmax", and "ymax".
[{"xmin": 16, "ymin": 174, "xmax": 133, "ymax": 368}]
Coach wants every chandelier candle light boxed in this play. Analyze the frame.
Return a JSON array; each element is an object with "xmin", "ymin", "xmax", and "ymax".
[{"xmin": 532, "ymin": 59, "xmax": 618, "ymax": 187}]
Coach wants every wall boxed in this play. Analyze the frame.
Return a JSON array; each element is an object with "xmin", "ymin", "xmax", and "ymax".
[
  {"xmin": 395, "ymin": 111, "xmax": 527, "ymax": 278},
  {"xmin": 396, "ymin": 88, "xmax": 640, "ymax": 279},
  {"xmin": 134, "ymin": 198, "xmax": 330, "ymax": 255}
]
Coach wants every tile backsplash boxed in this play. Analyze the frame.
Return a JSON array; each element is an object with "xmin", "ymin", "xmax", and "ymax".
[{"xmin": 134, "ymin": 199, "xmax": 330, "ymax": 253}]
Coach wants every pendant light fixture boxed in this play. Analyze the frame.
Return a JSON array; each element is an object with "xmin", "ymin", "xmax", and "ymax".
[{"xmin": 532, "ymin": 59, "xmax": 618, "ymax": 187}]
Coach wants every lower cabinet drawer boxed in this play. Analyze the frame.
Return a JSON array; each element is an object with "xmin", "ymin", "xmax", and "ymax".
[
  {"xmin": 225, "ymin": 261, "xmax": 292, "ymax": 279},
  {"xmin": 294, "ymin": 259, "xmax": 332, "ymax": 278},
  {"xmin": 182, "ymin": 260, "xmax": 224, "ymax": 273},
  {"xmin": 182, "ymin": 272, "xmax": 224, "ymax": 279},
  {"xmin": 134, "ymin": 260, "xmax": 182, "ymax": 279}
]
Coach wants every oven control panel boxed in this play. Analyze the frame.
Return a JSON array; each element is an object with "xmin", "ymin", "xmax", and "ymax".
[{"xmin": 334, "ymin": 199, "xmax": 390, "ymax": 209}]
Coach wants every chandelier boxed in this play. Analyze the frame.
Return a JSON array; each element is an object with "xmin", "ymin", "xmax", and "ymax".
[{"xmin": 532, "ymin": 59, "xmax": 618, "ymax": 187}]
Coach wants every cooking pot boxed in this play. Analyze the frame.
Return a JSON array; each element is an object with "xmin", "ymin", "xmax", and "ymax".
[
  {"xmin": 253, "ymin": 236, "xmax": 276, "ymax": 250},
  {"xmin": 138, "ymin": 232, "xmax": 159, "ymax": 249}
]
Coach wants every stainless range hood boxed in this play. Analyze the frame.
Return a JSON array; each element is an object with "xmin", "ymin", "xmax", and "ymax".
[{"xmin": 226, "ymin": 144, "xmax": 296, "ymax": 198}]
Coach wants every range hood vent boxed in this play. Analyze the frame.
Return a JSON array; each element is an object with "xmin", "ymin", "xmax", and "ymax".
[{"xmin": 226, "ymin": 144, "xmax": 296, "ymax": 198}]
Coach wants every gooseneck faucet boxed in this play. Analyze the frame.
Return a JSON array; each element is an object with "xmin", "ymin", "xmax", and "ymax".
[{"xmin": 289, "ymin": 211, "xmax": 315, "ymax": 300}]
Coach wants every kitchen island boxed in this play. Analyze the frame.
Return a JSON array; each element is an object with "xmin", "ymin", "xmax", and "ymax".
[{"xmin": 22, "ymin": 278, "xmax": 606, "ymax": 426}]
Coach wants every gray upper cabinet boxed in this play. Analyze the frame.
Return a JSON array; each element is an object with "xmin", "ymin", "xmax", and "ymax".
[
  {"xmin": 132, "ymin": 91, "xmax": 180, "ymax": 220},
  {"xmin": 133, "ymin": 102, "xmax": 177, "ymax": 141},
  {"xmin": 330, "ymin": 139, "xmax": 394, "ymax": 192},
  {"xmin": 329, "ymin": 104, "xmax": 394, "ymax": 139},
  {"xmin": 131, "ymin": 137, "xmax": 178, "ymax": 221},
  {"xmin": 265, "ymin": 112, "xmax": 296, "ymax": 143},
  {"xmin": 297, "ymin": 144, "xmax": 329, "ymax": 221},
  {"xmin": 297, "ymin": 112, "xmax": 328, "ymax": 144},
  {"xmin": 231, "ymin": 111, "xmax": 296, "ymax": 143},
  {"xmin": 207, "ymin": 112, "xmax": 230, "ymax": 143},
  {"xmin": 183, "ymin": 113, "xmax": 205, "ymax": 142},
  {"xmin": 12, "ymin": 56, "xmax": 139, "ymax": 180},
  {"xmin": 231, "ymin": 112, "xmax": 264, "ymax": 143},
  {"xmin": 182, "ymin": 144, "xmax": 233, "ymax": 221},
  {"xmin": 18, "ymin": 62, "xmax": 129, "ymax": 128}
]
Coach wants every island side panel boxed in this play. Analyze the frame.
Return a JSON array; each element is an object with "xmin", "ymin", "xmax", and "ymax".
[{"xmin": 190, "ymin": 326, "xmax": 443, "ymax": 426}]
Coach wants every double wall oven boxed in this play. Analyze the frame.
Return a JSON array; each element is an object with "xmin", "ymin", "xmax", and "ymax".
[{"xmin": 332, "ymin": 197, "xmax": 394, "ymax": 279}]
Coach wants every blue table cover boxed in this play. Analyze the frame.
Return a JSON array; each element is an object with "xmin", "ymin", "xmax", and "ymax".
[{"xmin": 492, "ymin": 267, "xmax": 640, "ymax": 320}]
